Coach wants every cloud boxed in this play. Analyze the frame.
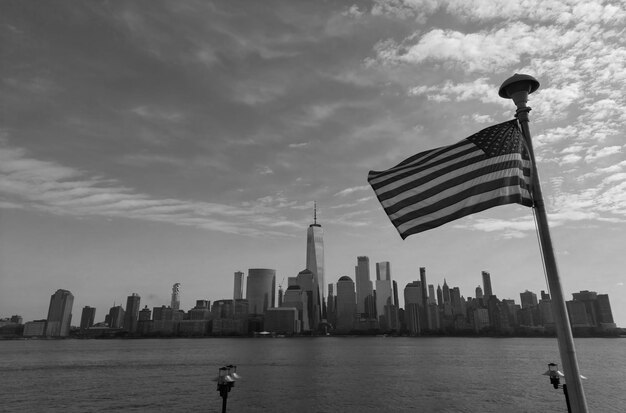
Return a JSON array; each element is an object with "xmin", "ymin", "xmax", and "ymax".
[
  {"xmin": 460, "ymin": 217, "xmax": 536, "ymax": 239},
  {"xmin": 256, "ymin": 166, "xmax": 274, "ymax": 175},
  {"xmin": 130, "ymin": 106, "xmax": 183, "ymax": 122},
  {"xmin": 0, "ymin": 144, "xmax": 304, "ymax": 237},
  {"xmin": 560, "ymin": 154, "xmax": 583, "ymax": 165},
  {"xmin": 334, "ymin": 185, "xmax": 371, "ymax": 196},
  {"xmin": 585, "ymin": 145, "xmax": 623, "ymax": 163},
  {"xmin": 373, "ymin": 23, "xmax": 578, "ymax": 73},
  {"xmin": 288, "ymin": 142, "xmax": 310, "ymax": 148},
  {"xmin": 409, "ymin": 78, "xmax": 503, "ymax": 105},
  {"xmin": 371, "ymin": 0, "xmax": 439, "ymax": 23}
]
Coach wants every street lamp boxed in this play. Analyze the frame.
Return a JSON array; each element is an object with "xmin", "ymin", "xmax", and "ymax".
[
  {"xmin": 216, "ymin": 364, "xmax": 240, "ymax": 413},
  {"xmin": 543, "ymin": 362, "xmax": 570, "ymax": 412}
]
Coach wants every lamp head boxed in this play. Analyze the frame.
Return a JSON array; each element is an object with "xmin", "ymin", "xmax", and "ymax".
[
  {"xmin": 498, "ymin": 73, "xmax": 540, "ymax": 109},
  {"xmin": 544, "ymin": 363, "xmax": 561, "ymax": 389}
]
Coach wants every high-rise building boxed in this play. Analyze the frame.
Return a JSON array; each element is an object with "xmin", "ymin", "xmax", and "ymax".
[
  {"xmin": 475, "ymin": 286, "xmax": 484, "ymax": 300},
  {"xmin": 538, "ymin": 299, "xmax": 554, "ymax": 327},
  {"xmin": 376, "ymin": 261, "xmax": 391, "ymax": 281},
  {"xmin": 138, "ymin": 306, "xmax": 151, "ymax": 321},
  {"xmin": 442, "ymin": 279, "xmax": 451, "ymax": 303},
  {"xmin": 335, "ymin": 276, "xmax": 356, "ymax": 333},
  {"xmin": 234, "ymin": 271, "xmax": 244, "ymax": 300},
  {"xmin": 246, "ymin": 268, "xmax": 276, "ymax": 315},
  {"xmin": 124, "ymin": 293, "xmax": 141, "ymax": 333},
  {"xmin": 189, "ymin": 300, "xmax": 211, "ymax": 320},
  {"xmin": 428, "ymin": 285, "xmax": 436, "ymax": 305},
  {"xmin": 392, "ymin": 280, "xmax": 399, "ymax": 308},
  {"xmin": 404, "ymin": 281, "xmax": 422, "ymax": 335},
  {"xmin": 171, "ymin": 283, "xmax": 181, "ymax": 310},
  {"xmin": 482, "ymin": 271, "xmax": 493, "ymax": 298},
  {"xmin": 108, "ymin": 305, "xmax": 125, "ymax": 329},
  {"xmin": 80, "ymin": 306, "xmax": 96, "ymax": 331},
  {"xmin": 327, "ymin": 283, "xmax": 336, "ymax": 326},
  {"xmin": 520, "ymin": 290, "xmax": 538, "ymax": 309},
  {"xmin": 450, "ymin": 287, "xmax": 463, "ymax": 316},
  {"xmin": 596, "ymin": 294, "xmax": 615, "ymax": 325},
  {"xmin": 404, "ymin": 281, "xmax": 422, "ymax": 306},
  {"xmin": 296, "ymin": 269, "xmax": 319, "ymax": 329},
  {"xmin": 306, "ymin": 203, "xmax": 325, "ymax": 320},
  {"xmin": 355, "ymin": 256, "xmax": 374, "ymax": 317},
  {"xmin": 419, "ymin": 267, "xmax": 431, "ymax": 330},
  {"xmin": 282, "ymin": 285, "xmax": 309, "ymax": 332},
  {"xmin": 568, "ymin": 290, "xmax": 616, "ymax": 330},
  {"xmin": 375, "ymin": 262, "xmax": 393, "ymax": 326},
  {"xmin": 436, "ymin": 284, "xmax": 443, "ymax": 306},
  {"xmin": 45, "ymin": 289, "xmax": 74, "ymax": 337}
]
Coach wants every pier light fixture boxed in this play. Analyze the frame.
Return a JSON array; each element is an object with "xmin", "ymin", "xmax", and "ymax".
[
  {"xmin": 216, "ymin": 364, "xmax": 240, "ymax": 413},
  {"xmin": 544, "ymin": 362, "xmax": 562, "ymax": 389},
  {"xmin": 543, "ymin": 362, "xmax": 571, "ymax": 412}
]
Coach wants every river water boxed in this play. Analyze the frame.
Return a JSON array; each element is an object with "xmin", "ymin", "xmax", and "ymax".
[{"xmin": 2, "ymin": 337, "xmax": 625, "ymax": 412}]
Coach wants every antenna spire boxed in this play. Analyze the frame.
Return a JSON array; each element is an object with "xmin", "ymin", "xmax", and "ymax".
[{"xmin": 314, "ymin": 201, "xmax": 317, "ymax": 225}]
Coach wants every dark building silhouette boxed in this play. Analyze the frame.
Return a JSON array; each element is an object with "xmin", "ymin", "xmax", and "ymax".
[
  {"xmin": 80, "ymin": 306, "xmax": 96, "ymax": 330},
  {"xmin": 124, "ymin": 293, "xmax": 141, "ymax": 333},
  {"xmin": 46, "ymin": 289, "xmax": 74, "ymax": 337}
]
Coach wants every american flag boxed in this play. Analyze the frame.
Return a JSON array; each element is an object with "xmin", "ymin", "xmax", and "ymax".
[{"xmin": 368, "ymin": 120, "xmax": 533, "ymax": 239}]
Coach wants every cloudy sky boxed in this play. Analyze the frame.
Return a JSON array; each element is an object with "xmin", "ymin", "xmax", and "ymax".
[{"xmin": 1, "ymin": 1, "xmax": 625, "ymax": 327}]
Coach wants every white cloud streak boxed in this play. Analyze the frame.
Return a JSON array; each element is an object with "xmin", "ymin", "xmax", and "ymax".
[{"xmin": 0, "ymin": 145, "xmax": 301, "ymax": 237}]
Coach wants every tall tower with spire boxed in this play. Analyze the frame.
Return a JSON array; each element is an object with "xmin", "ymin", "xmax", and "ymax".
[{"xmin": 306, "ymin": 202, "xmax": 325, "ymax": 326}]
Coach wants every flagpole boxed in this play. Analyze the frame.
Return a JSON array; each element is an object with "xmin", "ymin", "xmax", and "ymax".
[{"xmin": 499, "ymin": 74, "xmax": 588, "ymax": 413}]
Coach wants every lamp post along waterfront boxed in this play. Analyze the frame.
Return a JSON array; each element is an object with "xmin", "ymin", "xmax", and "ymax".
[
  {"xmin": 216, "ymin": 365, "xmax": 240, "ymax": 413},
  {"xmin": 499, "ymin": 74, "xmax": 588, "ymax": 413}
]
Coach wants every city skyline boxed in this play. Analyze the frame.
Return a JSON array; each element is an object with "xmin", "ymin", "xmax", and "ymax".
[
  {"xmin": 6, "ymin": 265, "xmax": 619, "ymax": 331},
  {"xmin": 2, "ymin": 2, "xmax": 626, "ymax": 328}
]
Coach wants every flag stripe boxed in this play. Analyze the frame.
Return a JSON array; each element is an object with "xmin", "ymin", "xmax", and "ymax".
[
  {"xmin": 368, "ymin": 141, "xmax": 477, "ymax": 188},
  {"xmin": 380, "ymin": 155, "xmax": 530, "ymax": 215},
  {"xmin": 392, "ymin": 174, "xmax": 531, "ymax": 227},
  {"xmin": 387, "ymin": 140, "xmax": 471, "ymax": 171},
  {"xmin": 397, "ymin": 192, "xmax": 533, "ymax": 239},
  {"xmin": 367, "ymin": 120, "xmax": 533, "ymax": 239}
]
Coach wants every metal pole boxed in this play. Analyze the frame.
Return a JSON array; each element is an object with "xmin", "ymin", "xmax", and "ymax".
[
  {"xmin": 219, "ymin": 385, "xmax": 229, "ymax": 413},
  {"xmin": 499, "ymin": 74, "xmax": 588, "ymax": 413},
  {"xmin": 563, "ymin": 384, "xmax": 572, "ymax": 413}
]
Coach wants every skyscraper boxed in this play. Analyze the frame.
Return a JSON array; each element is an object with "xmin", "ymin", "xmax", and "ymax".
[
  {"xmin": 419, "ymin": 267, "xmax": 431, "ymax": 330},
  {"xmin": 375, "ymin": 262, "xmax": 393, "ymax": 327},
  {"xmin": 45, "ymin": 289, "xmax": 74, "ymax": 337},
  {"xmin": 327, "ymin": 283, "xmax": 336, "ymax": 325},
  {"xmin": 355, "ymin": 256, "xmax": 374, "ymax": 317},
  {"xmin": 404, "ymin": 281, "xmax": 422, "ymax": 335},
  {"xmin": 108, "ymin": 305, "xmax": 125, "ymax": 329},
  {"xmin": 124, "ymin": 293, "xmax": 141, "ymax": 333},
  {"xmin": 475, "ymin": 286, "xmax": 484, "ymax": 300},
  {"xmin": 246, "ymin": 268, "xmax": 276, "ymax": 315},
  {"xmin": 376, "ymin": 261, "xmax": 391, "ymax": 281},
  {"xmin": 282, "ymin": 284, "xmax": 309, "ymax": 332},
  {"xmin": 442, "ymin": 279, "xmax": 451, "ymax": 304},
  {"xmin": 335, "ymin": 276, "xmax": 356, "ymax": 333},
  {"xmin": 306, "ymin": 203, "xmax": 324, "ymax": 320},
  {"xmin": 171, "ymin": 283, "xmax": 181, "ymax": 310},
  {"xmin": 80, "ymin": 306, "xmax": 95, "ymax": 331},
  {"xmin": 436, "ymin": 284, "xmax": 443, "ymax": 306},
  {"xmin": 234, "ymin": 271, "xmax": 244, "ymax": 300},
  {"xmin": 296, "ymin": 269, "xmax": 319, "ymax": 329},
  {"xmin": 428, "ymin": 285, "xmax": 436, "ymax": 305},
  {"xmin": 520, "ymin": 290, "xmax": 538, "ymax": 309},
  {"xmin": 482, "ymin": 271, "xmax": 493, "ymax": 298}
]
